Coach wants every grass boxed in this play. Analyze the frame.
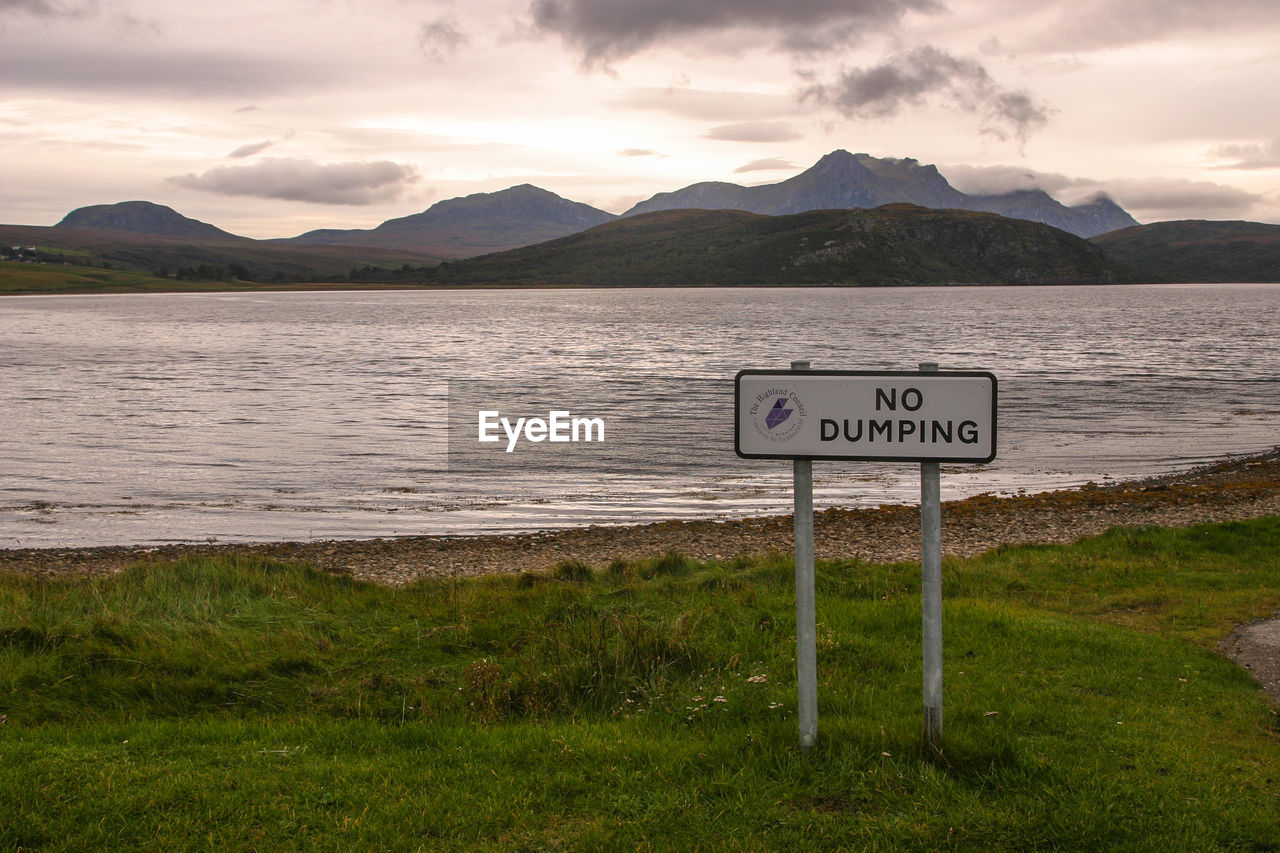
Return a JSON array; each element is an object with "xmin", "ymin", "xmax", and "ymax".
[
  {"xmin": 2, "ymin": 519, "xmax": 1279, "ymax": 849},
  {"xmin": 0, "ymin": 260, "xmax": 222, "ymax": 295},
  {"xmin": 0, "ymin": 261, "xmax": 410, "ymax": 295}
]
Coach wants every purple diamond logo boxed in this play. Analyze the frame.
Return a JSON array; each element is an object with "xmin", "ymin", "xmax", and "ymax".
[{"xmin": 765, "ymin": 397, "xmax": 794, "ymax": 429}]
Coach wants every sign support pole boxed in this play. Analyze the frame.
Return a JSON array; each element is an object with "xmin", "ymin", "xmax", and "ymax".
[
  {"xmin": 792, "ymin": 359, "xmax": 818, "ymax": 750},
  {"xmin": 919, "ymin": 361, "xmax": 943, "ymax": 750},
  {"xmin": 736, "ymin": 363, "xmax": 995, "ymax": 752}
]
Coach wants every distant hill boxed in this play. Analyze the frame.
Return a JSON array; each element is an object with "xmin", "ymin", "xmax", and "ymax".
[
  {"xmin": 1091, "ymin": 220, "xmax": 1280, "ymax": 282},
  {"xmin": 624, "ymin": 151, "xmax": 1138, "ymax": 239},
  {"xmin": 281, "ymin": 184, "xmax": 617, "ymax": 257},
  {"xmin": 56, "ymin": 201, "xmax": 245, "ymax": 241},
  {"xmin": 421, "ymin": 204, "xmax": 1142, "ymax": 287},
  {"xmin": 0, "ymin": 222, "xmax": 441, "ymax": 284}
]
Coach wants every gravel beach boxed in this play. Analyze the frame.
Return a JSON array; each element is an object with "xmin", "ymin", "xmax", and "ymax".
[{"xmin": 4, "ymin": 449, "xmax": 1276, "ymax": 585}]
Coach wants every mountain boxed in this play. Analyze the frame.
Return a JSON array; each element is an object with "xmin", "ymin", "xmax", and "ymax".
[
  {"xmin": 282, "ymin": 184, "xmax": 616, "ymax": 258},
  {"xmin": 420, "ymin": 204, "xmax": 1141, "ymax": 287},
  {"xmin": 969, "ymin": 190, "xmax": 1136, "ymax": 237},
  {"xmin": 56, "ymin": 201, "xmax": 245, "ymax": 241},
  {"xmin": 624, "ymin": 151, "xmax": 1139, "ymax": 238},
  {"xmin": 626, "ymin": 151, "xmax": 969, "ymax": 216},
  {"xmin": 1091, "ymin": 219, "xmax": 1280, "ymax": 282}
]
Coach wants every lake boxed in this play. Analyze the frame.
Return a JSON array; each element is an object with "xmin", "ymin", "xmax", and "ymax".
[{"xmin": 2, "ymin": 284, "xmax": 1277, "ymax": 547}]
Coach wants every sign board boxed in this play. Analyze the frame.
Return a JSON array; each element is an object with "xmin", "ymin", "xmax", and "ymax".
[{"xmin": 735, "ymin": 369, "xmax": 997, "ymax": 463}]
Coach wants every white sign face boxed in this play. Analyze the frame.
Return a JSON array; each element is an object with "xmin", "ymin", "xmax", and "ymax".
[{"xmin": 735, "ymin": 370, "xmax": 997, "ymax": 462}]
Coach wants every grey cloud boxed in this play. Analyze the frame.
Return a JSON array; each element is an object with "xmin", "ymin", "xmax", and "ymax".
[
  {"xmin": 1, "ymin": 0, "xmax": 92, "ymax": 18},
  {"xmin": 1101, "ymin": 177, "xmax": 1263, "ymax": 220},
  {"xmin": 803, "ymin": 46, "xmax": 1049, "ymax": 143},
  {"xmin": 704, "ymin": 121, "xmax": 802, "ymax": 142},
  {"xmin": 228, "ymin": 140, "xmax": 276, "ymax": 159},
  {"xmin": 1024, "ymin": 0, "xmax": 1280, "ymax": 52},
  {"xmin": 735, "ymin": 158, "xmax": 797, "ymax": 173},
  {"xmin": 2, "ymin": 0, "xmax": 159, "ymax": 32},
  {"xmin": 529, "ymin": 0, "xmax": 940, "ymax": 65},
  {"xmin": 1210, "ymin": 140, "xmax": 1280, "ymax": 170},
  {"xmin": 419, "ymin": 15, "xmax": 469, "ymax": 60},
  {"xmin": 943, "ymin": 164, "xmax": 1079, "ymax": 196},
  {"xmin": 944, "ymin": 164, "xmax": 1261, "ymax": 219},
  {"xmin": 0, "ymin": 46, "xmax": 336, "ymax": 98},
  {"xmin": 168, "ymin": 158, "xmax": 420, "ymax": 205}
]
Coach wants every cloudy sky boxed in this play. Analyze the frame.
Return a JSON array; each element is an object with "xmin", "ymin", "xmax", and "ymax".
[{"xmin": 3, "ymin": 0, "xmax": 1278, "ymax": 238}]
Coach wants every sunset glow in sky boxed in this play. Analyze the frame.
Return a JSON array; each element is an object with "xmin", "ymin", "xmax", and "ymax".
[{"xmin": 4, "ymin": 0, "xmax": 1279, "ymax": 238}]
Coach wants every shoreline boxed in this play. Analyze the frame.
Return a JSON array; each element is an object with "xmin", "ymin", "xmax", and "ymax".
[
  {"xmin": 4, "ymin": 448, "xmax": 1277, "ymax": 586},
  {"xmin": 5, "ymin": 449, "xmax": 1278, "ymax": 701},
  {"xmin": 7, "ymin": 281, "xmax": 1273, "ymax": 298}
]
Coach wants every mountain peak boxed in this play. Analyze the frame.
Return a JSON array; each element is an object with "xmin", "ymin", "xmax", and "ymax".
[
  {"xmin": 285, "ymin": 183, "xmax": 615, "ymax": 257},
  {"xmin": 1074, "ymin": 193, "xmax": 1125, "ymax": 209},
  {"xmin": 807, "ymin": 149, "xmax": 871, "ymax": 175}
]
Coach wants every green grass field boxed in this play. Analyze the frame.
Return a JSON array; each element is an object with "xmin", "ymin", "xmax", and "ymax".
[
  {"xmin": 3, "ymin": 518, "xmax": 1279, "ymax": 850},
  {"xmin": 0, "ymin": 261, "xmax": 399, "ymax": 295},
  {"xmin": 0, "ymin": 261, "xmax": 220, "ymax": 295}
]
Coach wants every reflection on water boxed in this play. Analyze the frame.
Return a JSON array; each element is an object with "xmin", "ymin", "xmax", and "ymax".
[{"xmin": 1, "ymin": 284, "xmax": 1277, "ymax": 547}]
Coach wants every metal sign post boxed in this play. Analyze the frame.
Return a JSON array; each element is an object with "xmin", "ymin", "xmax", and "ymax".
[
  {"xmin": 791, "ymin": 360, "xmax": 818, "ymax": 750},
  {"xmin": 918, "ymin": 362, "xmax": 944, "ymax": 749},
  {"xmin": 734, "ymin": 363, "xmax": 996, "ymax": 751}
]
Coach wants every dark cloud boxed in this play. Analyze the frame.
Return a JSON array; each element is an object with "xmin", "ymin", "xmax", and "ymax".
[
  {"xmin": 735, "ymin": 157, "xmax": 797, "ymax": 173},
  {"xmin": 418, "ymin": 15, "xmax": 469, "ymax": 60},
  {"xmin": 529, "ymin": 0, "xmax": 940, "ymax": 65},
  {"xmin": 228, "ymin": 140, "xmax": 276, "ymax": 159},
  {"xmin": 802, "ymin": 46, "xmax": 1049, "ymax": 142},
  {"xmin": 1210, "ymin": 140, "xmax": 1280, "ymax": 170},
  {"xmin": 703, "ymin": 120, "xmax": 802, "ymax": 142},
  {"xmin": 168, "ymin": 158, "xmax": 420, "ymax": 205}
]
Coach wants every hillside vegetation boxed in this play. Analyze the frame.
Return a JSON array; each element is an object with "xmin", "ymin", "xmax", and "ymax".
[
  {"xmin": 423, "ymin": 204, "xmax": 1143, "ymax": 287},
  {"xmin": 1091, "ymin": 219, "xmax": 1280, "ymax": 282}
]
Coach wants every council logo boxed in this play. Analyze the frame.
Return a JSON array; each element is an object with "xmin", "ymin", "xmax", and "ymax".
[{"xmin": 748, "ymin": 387, "xmax": 806, "ymax": 443}]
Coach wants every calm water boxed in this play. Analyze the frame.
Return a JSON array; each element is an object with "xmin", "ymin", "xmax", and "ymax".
[{"xmin": 2, "ymin": 284, "xmax": 1277, "ymax": 548}]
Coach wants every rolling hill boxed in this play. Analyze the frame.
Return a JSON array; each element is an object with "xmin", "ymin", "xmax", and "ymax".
[
  {"xmin": 1090, "ymin": 220, "xmax": 1280, "ymax": 282},
  {"xmin": 280, "ymin": 184, "xmax": 616, "ymax": 257},
  {"xmin": 56, "ymin": 200, "xmax": 245, "ymax": 241},
  {"xmin": 419, "ymin": 204, "xmax": 1143, "ymax": 287}
]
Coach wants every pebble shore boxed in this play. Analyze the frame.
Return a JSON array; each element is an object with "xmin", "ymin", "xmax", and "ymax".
[{"xmin": 3, "ymin": 449, "xmax": 1277, "ymax": 586}]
